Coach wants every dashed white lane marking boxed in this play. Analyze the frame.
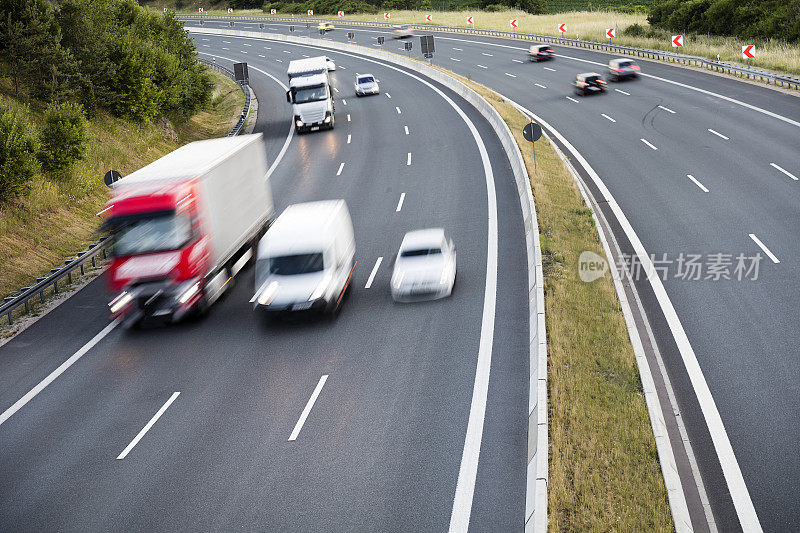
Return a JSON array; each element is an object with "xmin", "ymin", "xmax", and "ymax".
[
  {"xmin": 601, "ymin": 113, "xmax": 616, "ymax": 123},
  {"xmin": 407, "ymin": 152, "xmax": 412, "ymax": 166},
  {"xmin": 340, "ymin": 66, "xmax": 347, "ymax": 70},
  {"xmin": 770, "ymin": 163, "xmax": 798, "ymax": 181},
  {"xmin": 512, "ymin": 59, "xmax": 523, "ymax": 63},
  {"xmin": 347, "ymin": 134, "xmax": 351, "ymax": 144},
  {"xmin": 243, "ymin": 43, "xmax": 251, "ymax": 46},
  {"xmin": 504, "ymin": 72, "xmax": 516, "ymax": 78},
  {"xmin": 453, "ymin": 47, "xmax": 463, "ymax": 51},
  {"xmin": 347, "ymin": 114, "xmax": 351, "ymax": 122},
  {"xmin": 222, "ymin": 47, "xmax": 229, "ymax": 50},
  {"xmin": 264, "ymin": 46, "xmax": 271, "ymax": 50},
  {"xmin": 477, "ymin": 64, "xmax": 488, "ymax": 69},
  {"xmin": 404, "ymin": 125, "xmax": 409, "ymax": 135},
  {"xmin": 566, "ymin": 96, "xmax": 580, "ymax": 103},
  {"xmin": 276, "ymin": 59, "xmax": 282, "ymax": 63},
  {"xmin": 481, "ymin": 52, "xmax": 493, "ymax": 56},
  {"xmin": 288, "ymin": 376, "xmax": 328, "ymax": 441},
  {"xmin": 450, "ymin": 57, "xmax": 462, "ymax": 62},
  {"xmin": 334, "ymin": 87, "xmax": 339, "ymax": 93},
  {"xmin": 687, "ymin": 174, "xmax": 709, "ymax": 192},
  {"xmin": 396, "ymin": 106, "xmax": 402, "ymax": 114},
  {"xmin": 241, "ymin": 51, "xmax": 247, "ymax": 54},
  {"xmin": 202, "ymin": 44, "xmax": 209, "ymax": 47},
  {"xmin": 708, "ymin": 128, "xmax": 729, "ymax": 140},
  {"xmin": 258, "ymin": 54, "xmax": 265, "ymax": 57},
  {"xmin": 544, "ymin": 66, "xmax": 557, "ymax": 71},
  {"xmin": 302, "ymin": 54, "xmax": 309, "ymax": 57},
  {"xmin": 222, "ymin": 40, "xmax": 231, "ymax": 43},
  {"xmin": 116, "ymin": 392, "xmax": 180, "ymax": 460},
  {"xmin": 336, "ymin": 163, "xmax": 345, "ymax": 176},
  {"xmin": 615, "ymin": 88, "xmax": 630, "ymax": 95},
  {"xmin": 658, "ymin": 105, "xmax": 676, "ymax": 114},
  {"xmin": 365, "ymin": 257, "xmax": 383, "ymax": 288},
  {"xmin": 201, "ymin": 38, "xmax": 209, "ymax": 41},
  {"xmin": 749, "ymin": 234, "xmax": 780, "ymax": 263},
  {"xmin": 386, "ymin": 93, "xmax": 392, "ymax": 98},
  {"xmin": 534, "ymin": 83, "xmax": 547, "ymax": 89},
  {"xmin": 396, "ymin": 193, "xmax": 406, "ymax": 212},
  {"xmin": 282, "ymin": 50, "xmax": 291, "ymax": 54},
  {"xmin": 641, "ymin": 138, "xmax": 658, "ymax": 150},
  {"xmin": 343, "ymin": 99, "xmax": 347, "ymax": 105}
]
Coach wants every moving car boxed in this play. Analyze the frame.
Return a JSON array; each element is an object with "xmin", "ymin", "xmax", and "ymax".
[
  {"xmin": 391, "ymin": 228, "xmax": 456, "ymax": 302},
  {"xmin": 253, "ymin": 200, "xmax": 355, "ymax": 317},
  {"xmin": 354, "ymin": 73, "xmax": 379, "ymax": 96},
  {"xmin": 318, "ymin": 21, "xmax": 334, "ymax": 31},
  {"xmin": 573, "ymin": 72, "xmax": 607, "ymax": 96},
  {"xmin": 393, "ymin": 24, "xmax": 413, "ymax": 38},
  {"xmin": 607, "ymin": 58, "xmax": 640, "ymax": 81},
  {"xmin": 286, "ymin": 57, "xmax": 335, "ymax": 133},
  {"xmin": 529, "ymin": 44, "xmax": 555, "ymax": 62}
]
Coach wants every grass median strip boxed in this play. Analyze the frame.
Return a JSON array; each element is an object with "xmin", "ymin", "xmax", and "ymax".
[{"xmin": 446, "ymin": 70, "xmax": 674, "ymax": 530}]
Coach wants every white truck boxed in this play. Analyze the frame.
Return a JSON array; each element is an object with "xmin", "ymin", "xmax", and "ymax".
[
  {"xmin": 286, "ymin": 56, "xmax": 335, "ymax": 133},
  {"xmin": 105, "ymin": 134, "xmax": 274, "ymax": 326}
]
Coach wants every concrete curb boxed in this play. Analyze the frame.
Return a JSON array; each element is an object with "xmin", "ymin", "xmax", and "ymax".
[{"xmin": 188, "ymin": 27, "xmax": 549, "ymax": 531}]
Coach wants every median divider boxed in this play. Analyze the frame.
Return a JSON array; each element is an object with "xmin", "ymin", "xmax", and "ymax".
[{"xmin": 187, "ymin": 26, "xmax": 550, "ymax": 530}]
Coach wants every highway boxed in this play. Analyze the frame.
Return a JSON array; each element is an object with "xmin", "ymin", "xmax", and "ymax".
[
  {"xmin": 183, "ymin": 21, "xmax": 800, "ymax": 532},
  {"xmin": 0, "ymin": 37, "xmax": 530, "ymax": 531}
]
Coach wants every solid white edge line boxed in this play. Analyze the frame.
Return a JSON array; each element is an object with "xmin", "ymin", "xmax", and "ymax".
[
  {"xmin": 601, "ymin": 113, "xmax": 616, "ymax": 123},
  {"xmin": 407, "ymin": 152, "xmax": 411, "ymax": 166},
  {"xmin": 505, "ymin": 96, "xmax": 762, "ymax": 531},
  {"xmin": 0, "ymin": 320, "xmax": 119, "ymax": 427},
  {"xmin": 748, "ymin": 234, "xmax": 780, "ymax": 263},
  {"xmin": 288, "ymin": 375, "xmax": 328, "ymax": 441},
  {"xmin": 365, "ymin": 257, "xmax": 383, "ymax": 289},
  {"xmin": 769, "ymin": 162, "xmax": 798, "ymax": 180},
  {"xmin": 707, "ymin": 128, "xmax": 729, "ymax": 140},
  {"xmin": 396, "ymin": 192, "xmax": 406, "ymax": 212},
  {"xmin": 336, "ymin": 162, "xmax": 345, "ymax": 176},
  {"xmin": 687, "ymin": 174, "xmax": 710, "ymax": 192},
  {"xmin": 116, "ymin": 391, "xmax": 180, "ymax": 460},
  {"xmin": 641, "ymin": 138, "xmax": 659, "ymax": 150}
]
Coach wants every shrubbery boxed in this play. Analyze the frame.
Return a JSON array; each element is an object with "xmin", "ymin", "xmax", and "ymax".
[
  {"xmin": 648, "ymin": 0, "xmax": 800, "ymax": 42},
  {"xmin": 0, "ymin": 100, "xmax": 40, "ymax": 203},
  {"xmin": 38, "ymin": 102, "xmax": 89, "ymax": 175}
]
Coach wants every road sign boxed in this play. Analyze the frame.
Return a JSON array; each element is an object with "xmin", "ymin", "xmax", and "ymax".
[
  {"xmin": 377, "ymin": 36, "xmax": 384, "ymax": 45},
  {"xmin": 163, "ymin": 7, "xmax": 167, "ymax": 12},
  {"xmin": 259, "ymin": 23, "xmax": 264, "ymax": 30},
  {"xmin": 227, "ymin": 7, "xmax": 232, "ymax": 13},
  {"xmin": 742, "ymin": 45, "xmax": 755, "ymax": 59},
  {"xmin": 606, "ymin": 28, "xmax": 615, "ymax": 39},
  {"xmin": 198, "ymin": 7, "xmax": 203, "ymax": 13},
  {"xmin": 384, "ymin": 12, "xmax": 390, "ymax": 20},
  {"xmin": 103, "ymin": 170, "xmax": 122, "ymax": 188},
  {"xmin": 229, "ymin": 20, "xmax": 234, "ymax": 27},
  {"xmin": 338, "ymin": 11, "xmax": 344, "ymax": 17},
  {"xmin": 307, "ymin": 9, "xmax": 313, "ymax": 15},
  {"xmin": 425, "ymin": 14, "xmax": 432, "ymax": 22},
  {"xmin": 558, "ymin": 23, "xmax": 566, "ymax": 33},
  {"xmin": 672, "ymin": 35, "xmax": 683, "ymax": 47},
  {"xmin": 404, "ymin": 41, "xmax": 413, "ymax": 51},
  {"xmin": 510, "ymin": 19, "xmax": 518, "ymax": 28},
  {"xmin": 523, "ymin": 122, "xmax": 542, "ymax": 143},
  {"xmin": 466, "ymin": 16, "xmax": 474, "ymax": 25},
  {"xmin": 347, "ymin": 32, "xmax": 354, "ymax": 40},
  {"xmin": 420, "ymin": 35, "xmax": 435, "ymax": 55},
  {"xmin": 199, "ymin": 19, "xmax": 204, "ymax": 25},
  {"xmin": 234, "ymin": 63, "xmax": 249, "ymax": 84},
  {"xmin": 271, "ymin": 8, "xmax": 276, "ymax": 14},
  {"xmin": 289, "ymin": 25, "xmax": 295, "ymax": 32}
]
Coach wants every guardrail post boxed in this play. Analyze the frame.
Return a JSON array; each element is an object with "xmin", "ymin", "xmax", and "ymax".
[
  {"xmin": 6, "ymin": 311, "xmax": 11, "ymax": 325},
  {"xmin": 54, "ymin": 281, "xmax": 58, "ymax": 294}
]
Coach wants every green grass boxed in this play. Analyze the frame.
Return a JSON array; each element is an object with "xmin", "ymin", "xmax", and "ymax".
[{"xmin": 0, "ymin": 69, "xmax": 244, "ymax": 301}]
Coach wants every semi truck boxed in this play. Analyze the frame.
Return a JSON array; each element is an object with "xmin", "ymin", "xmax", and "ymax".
[
  {"xmin": 286, "ymin": 56, "xmax": 335, "ymax": 133},
  {"xmin": 104, "ymin": 134, "xmax": 274, "ymax": 326}
]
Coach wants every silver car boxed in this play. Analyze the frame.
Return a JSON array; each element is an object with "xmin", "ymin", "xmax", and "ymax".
[
  {"xmin": 354, "ymin": 73, "xmax": 379, "ymax": 96},
  {"xmin": 391, "ymin": 228, "xmax": 456, "ymax": 302}
]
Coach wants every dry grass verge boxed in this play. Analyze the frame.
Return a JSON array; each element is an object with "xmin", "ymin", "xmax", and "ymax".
[{"xmin": 0, "ymin": 69, "xmax": 243, "ymax": 301}]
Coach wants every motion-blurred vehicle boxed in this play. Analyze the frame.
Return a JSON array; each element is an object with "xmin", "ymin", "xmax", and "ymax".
[
  {"xmin": 393, "ymin": 24, "xmax": 413, "ymax": 38},
  {"xmin": 607, "ymin": 58, "xmax": 640, "ymax": 81},
  {"xmin": 287, "ymin": 57, "xmax": 335, "ymax": 133},
  {"xmin": 529, "ymin": 44, "xmax": 555, "ymax": 61},
  {"xmin": 323, "ymin": 56, "xmax": 336, "ymax": 71},
  {"xmin": 354, "ymin": 73, "xmax": 379, "ymax": 96},
  {"xmin": 253, "ymin": 200, "xmax": 355, "ymax": 316},
  {"xmin": 391, "ymin": 228, "xmax": 456, "ymax": 302},
  {"xmin": 318, "ymin": 22, "xmax": 334, "ymax": 31},
  {"xmin": 105, "ymin": 134, "xmax": 273, "ymax": 327},
  {"xmin": 573, "ymin": 72, "xmax": 607, "ymax": 95}
]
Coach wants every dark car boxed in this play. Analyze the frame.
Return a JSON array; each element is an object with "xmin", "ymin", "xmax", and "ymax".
[
  {"xmin": 529, "ymin": 44, "xmax": 555, "ymax": 62},
  {"xmin": 607, "ymin": 58, "xmax": 641, "ymax": 81},
  {"xmin": 573, "ymin": 72, "xmax": 607, "ymax": 95}
]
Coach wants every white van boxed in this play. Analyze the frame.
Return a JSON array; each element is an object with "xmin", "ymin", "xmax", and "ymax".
[{"xmin": 253, "ymin": 200, "xmax": 355, "ymax": 316}]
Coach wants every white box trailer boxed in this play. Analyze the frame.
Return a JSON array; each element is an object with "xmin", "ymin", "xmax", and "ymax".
[{"xmin": 286, "ymin": 57, "xmax": 336, "ymax": 133}]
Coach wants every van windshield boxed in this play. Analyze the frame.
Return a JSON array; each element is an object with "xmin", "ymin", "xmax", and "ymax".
[
  {"xmin": 111, "ymin": 213, "xmax": 191, "ymax": 256},
  {"xmin": 294, "ymin": 84, "xmax": 328, "ymax": 104},
  {"xmin": 269, "ymin": 253, "xmax": 324, "ymax": 275}
]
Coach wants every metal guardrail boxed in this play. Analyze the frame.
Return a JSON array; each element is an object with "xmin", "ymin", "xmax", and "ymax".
[
  {"xmin": 184, "ymin": 13, "xmax": 800, "ymax": 90},
  {"xmin": 1, "ymin": 59, "xmax": 252, "ymax": 327},
  {"xmin": 1, "ymin": 237, "xmax": 110, "ymax": 325},
  {"xmin": 199, "ymin": 57, "xmax": 252, "ymax": 136}
]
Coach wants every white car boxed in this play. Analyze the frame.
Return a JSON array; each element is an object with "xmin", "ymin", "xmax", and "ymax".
[
  {"xmin": 354, "ymin": 73, "xmax": 379, "ymax": 96},
  {"xmin": 393, "ymin": 24, "xmax": 413, "ymax": 38},
  {"xmin": 391, "ymin": 228, "xmax": 456, "ymax": 302},
  {"xmin": 323, "ymin": 56, "xmax": 336, "ymax": 71}
]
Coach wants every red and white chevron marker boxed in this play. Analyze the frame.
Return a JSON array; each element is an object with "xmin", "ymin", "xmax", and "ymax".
[
  {"xmin": 270, "ymin": 8, "xmax": 276, "ymax": 14},
  {"xmin": 425, "ymin": 14, "xmax": 432, "ymax": 22},
  {"xmin": 606, "ymin": 27, "xmax": 615, "ymax": 39},
  {"xmin": 558, "ymin": 23, "xmax": 566, "ymax": 34},
  {"xmin": 672, "ymin": 34, "xmax": 684, "ymax": 47},
  {"xmin": 742, "ymin": 45, "xmax": 755, "ymax": 59},
  {"xmin": 163, "ymin": 7, "xmax": 167, "ymax": 12},
  {"xmin": 510, "ymin": 19, "xmax": 518, "ymax": 28},
  {"xmin": 307, "ymin": 9, "xmax": 313, "ymax": 15},
  {"xmin": 384, "ymin": 12, "xmax": 390, "ymax": 20},
  {"xmin": 466, "ymin": 16, "xmax": 474, "ymax": 25},
  {"xmin": 198, "ymin": 7, "xmax": 203, "ymax": 13},
  {"xmin": 338, "ymin": 11, "xmax": 344, "ymax": 17},
  {"xmin": 227, "ymin": 7, "xmax": 232, "ymax": 13}
]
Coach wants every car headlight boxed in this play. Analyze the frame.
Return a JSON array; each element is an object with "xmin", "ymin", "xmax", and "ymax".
[
  {"xmin": 309, "ymin": 272, "xmax": 332, "ymax": 301},
  {"xmin": 109, "ymin": 292, "xmax": 132, "ymax": 314},
  {"xmin": 257, "ymin": 281, "xmax": 279, "ymax": 306},
  {"xmin": 177, "ymin": 281, "xmax": 201, "ymax": 304},
  {"xmin": 295, "ymin": 119, "xmax": 303, "ymax": 127},
  {"xmin": 323, "ymin": 112, "xmax": 332, "ymax": 124}
]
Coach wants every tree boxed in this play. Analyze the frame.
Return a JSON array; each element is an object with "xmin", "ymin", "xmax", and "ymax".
[
  {"xmin": 38, "ymin": 101, "xmax": 89, "ymax": 174},
  {"xmin": 0, "ymin": 100, "xmax": 40, "ymax": 203}
]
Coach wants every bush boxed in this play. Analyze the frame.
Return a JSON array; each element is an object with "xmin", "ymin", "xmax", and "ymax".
[
  {"xmin": 0, "ymin": 100, "xmax": 40, "ymax": 203},
  {"xmin": 623, "ymin": 22, "xmax": 647, "ymax": 36},
  {"xmin": 484, "ymin": 3, "xmax": 512, "ymax": 11},
  {"xmin": 38, "ymin": 101, "xmax": 89, "ymax": 175}
]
